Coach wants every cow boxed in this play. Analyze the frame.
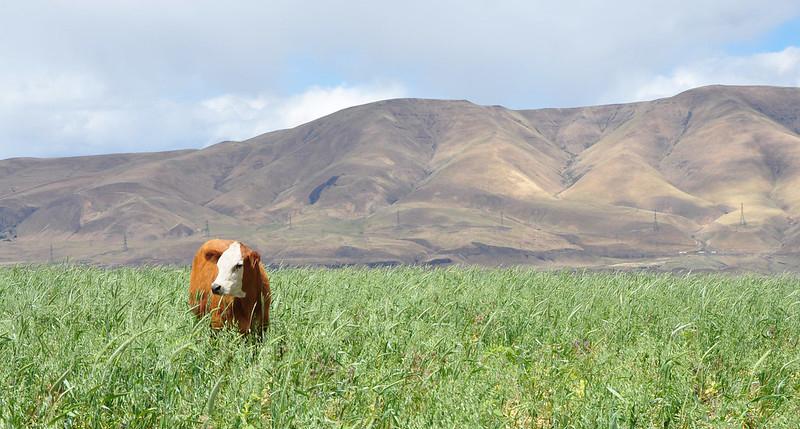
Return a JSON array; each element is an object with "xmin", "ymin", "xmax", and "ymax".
[{"xmin": 188, "ymin": 239, "xmax": 271, "ymax": 336}]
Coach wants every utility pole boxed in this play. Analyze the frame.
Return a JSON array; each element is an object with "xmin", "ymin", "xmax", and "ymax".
[
  {"xmin": 122, "ymin": 232, "xmax": 128, "ymax": 252},
  {"xmin": 740, "ymin": 202, "xmax": 746, "ymax": 226},
  {"xmin": 204, "ymin": 220, "xmax": 210, "ymax": 237},
  {"xmin": 49, "ymin": 243, "xmax": 54, "ymax": 263},
  {"xmin": 288, "ymin": 212, "xmax": 292, "ymax": 229}
]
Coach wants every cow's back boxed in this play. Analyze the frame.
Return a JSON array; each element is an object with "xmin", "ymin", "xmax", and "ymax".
[{"xmin": 254, "ymin": 262, "xmax": 271, "ymax": 330}]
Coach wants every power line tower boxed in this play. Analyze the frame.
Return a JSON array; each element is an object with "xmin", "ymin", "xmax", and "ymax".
[
  {"xmin": 739, "ymin": 202, "xmax": 746, "ymax": 226},
  {"xmin": 653, "ymin": 209, "xmax": 659, "ymax": 231},
  {"xmin": 122, "ymin": 232, "xmax": 128, "ymax": 252}
]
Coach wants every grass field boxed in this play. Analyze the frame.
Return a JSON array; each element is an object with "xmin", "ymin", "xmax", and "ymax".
[{"xmin": 1, "ymin": 266, "xmax": 799, "ymax": 428}]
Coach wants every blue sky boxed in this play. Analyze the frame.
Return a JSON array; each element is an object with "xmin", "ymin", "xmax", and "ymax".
[
  {"xmin": 725, "ymin": 16, "xmax": 800, "ymax": 54},
  {"xmin": 1, "ymin": 1, "xmax": 799, "ymax": 159}
]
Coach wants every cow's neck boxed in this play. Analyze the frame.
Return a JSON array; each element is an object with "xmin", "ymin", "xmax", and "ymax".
[{"xmin": 236, "ymin": 264, "xmax": 260, "ymax": 303}]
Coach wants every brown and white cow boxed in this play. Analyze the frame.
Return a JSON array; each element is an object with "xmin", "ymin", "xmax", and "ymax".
[{"xmin": 188, "ymin": 239, "xmax": 271, "ymax": 336}]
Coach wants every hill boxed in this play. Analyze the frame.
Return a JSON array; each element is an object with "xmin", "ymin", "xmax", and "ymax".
[{"xmin": 2, "ymin": 85, "xmax": 800, "ymax": 271}]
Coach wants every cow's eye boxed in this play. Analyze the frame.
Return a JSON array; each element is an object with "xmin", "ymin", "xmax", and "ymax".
[{"xmin": 234, "ymin": 262, "xmax": 243, "ymax": 270}]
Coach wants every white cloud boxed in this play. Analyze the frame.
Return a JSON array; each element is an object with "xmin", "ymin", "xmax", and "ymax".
[
  {"xmin": 0, "ymin": 1, "xmax": 799, "ymax": 158},
  {"xmin": 276, "ymin": 84, "xmax": 407, "ymax": 129},
  {"xmin": 197, "ymin": 82, "xmax": 407, "ymax": 144},
  {"xmin": 620, "ymin": 46, "xmax": 800, "ymax": 102},
  {"xmin": 0, "ymin": 72, "xmax": 105, "ymax": 107},
  {"xmin": 0, "ymin": 80, "xmax": 406, "ymax": 159}
]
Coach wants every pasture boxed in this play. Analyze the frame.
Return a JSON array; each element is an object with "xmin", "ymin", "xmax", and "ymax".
[{"xmin": 1, "ymin": 266, "xmax": 799, "ymax": 428}]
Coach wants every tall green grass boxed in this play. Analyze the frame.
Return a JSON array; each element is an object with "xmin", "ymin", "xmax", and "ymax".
[{"xmin": 0, "ymin": 266, "xmax": 799, "ymax": 428}]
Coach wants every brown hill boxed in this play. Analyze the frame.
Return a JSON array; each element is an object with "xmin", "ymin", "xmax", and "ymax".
[{"xmin": 2, "ymin": 85, "xmax": 800, "ymax": 271}]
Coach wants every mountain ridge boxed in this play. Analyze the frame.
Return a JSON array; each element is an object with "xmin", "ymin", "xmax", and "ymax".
[{"xmin": 2, "ymin": 85, "xmax": 800, "ymax": 271}]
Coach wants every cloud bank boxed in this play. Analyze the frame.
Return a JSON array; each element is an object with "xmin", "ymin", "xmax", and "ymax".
[
  {"xmin": 628, "ymin": 46, "xmax": 800, "ymax": 101},
  {"xmin": 0, "ymin": 1, "xmax": 798, "ymax": 158},
  {"xmin": 199, "ymin": 83, "xmax": 407, "ymax": 144},
  {"xmin": 0, "ymin": 77, "xmax": 405, "ymax": 158}
]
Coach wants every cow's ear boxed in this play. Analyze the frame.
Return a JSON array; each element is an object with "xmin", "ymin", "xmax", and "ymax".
[
  {"xmin": 242, "ymin": 244, "xmax": 261, "ymax": 266},
  {"xmin": 205, "ymin": 250, "xmax": 221, "ymax": 262},
  {"xmin": 249, "ymin": 249, "xmax": 261, "ymax": 265}
]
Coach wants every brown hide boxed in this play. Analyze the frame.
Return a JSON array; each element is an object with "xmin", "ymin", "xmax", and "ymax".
[{"xmin": 188, "ymin": 239, "xmax": 271, "ymax": 335}]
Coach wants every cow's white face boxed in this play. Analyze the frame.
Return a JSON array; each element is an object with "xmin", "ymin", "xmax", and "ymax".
[{"xmin": 211, "ymin": 242, "xmax": 246, "ymax": 297}]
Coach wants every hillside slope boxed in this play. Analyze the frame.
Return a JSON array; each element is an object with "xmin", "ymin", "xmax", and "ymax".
[{"xmin": 2, "ymin": 85, "xmax": 800, "ymax": 271}]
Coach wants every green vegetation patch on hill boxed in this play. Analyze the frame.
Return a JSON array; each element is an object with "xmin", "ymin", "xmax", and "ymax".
[{"xmin": 1, "ymin": 266, "xmax": 799, "ymax": 427}]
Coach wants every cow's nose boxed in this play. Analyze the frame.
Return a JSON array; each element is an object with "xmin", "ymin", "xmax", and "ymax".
[{"xmin": 211, "ymin": 284, "xmax": 222, "ymax": 295}]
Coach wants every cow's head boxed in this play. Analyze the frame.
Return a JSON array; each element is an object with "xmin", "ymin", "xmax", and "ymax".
[{"xmin": 208, "ymin": 241, "xmax": 247, "ymax": 297}]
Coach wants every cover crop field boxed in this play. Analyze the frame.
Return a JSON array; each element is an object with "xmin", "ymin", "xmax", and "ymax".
[{"xmin": 1, "ymin": 266, "xmax": 799, "ymax": 428}]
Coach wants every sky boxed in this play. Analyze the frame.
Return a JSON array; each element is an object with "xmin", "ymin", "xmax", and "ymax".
[{"xmin": 1, "ymin": 1, "xmax": 799, "ymax": 159}]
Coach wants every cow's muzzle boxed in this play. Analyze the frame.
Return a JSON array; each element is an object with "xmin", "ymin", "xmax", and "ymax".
[{"xmin": 211, "ymin": 284, "xmax": 223, "ymax": 295}]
